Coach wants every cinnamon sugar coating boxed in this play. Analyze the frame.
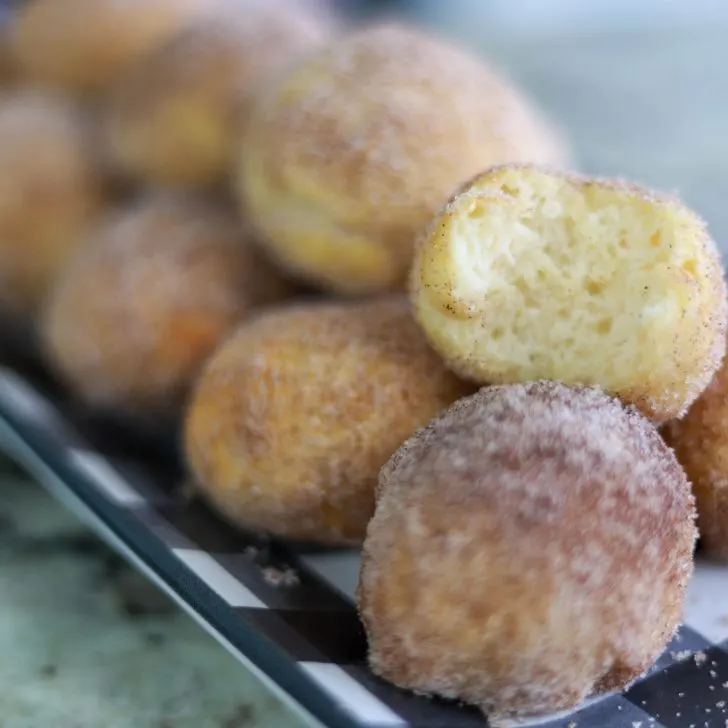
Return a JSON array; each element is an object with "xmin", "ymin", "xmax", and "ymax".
[
  {"xmin": 10, "ymin": 0, "xmax": 218, "ymax": 96},
  {"xmin": 41, "ymin": 192, "xmax": 290, "ymax": 418},
  {"xmin": 359, "ymin": 381, "xmax": 696, "ymax": 722},
  {"xmin": 410, "ymin": 164, "xmax": 727, "ymax": 422},
  {"xmin": 663, "ymin": 334, "xmax": 728, "ymax": 560},
  {"xmin": 184, "ymin": 297, "xmax": 472, "ymax": 545},
  {"xmin": 0, "ymin": 90, "xmax": 109, "ymax": 319},
  {"xmin": 237, "ymin": 22, "xmax": 569, "ymax": 295},
  {"xmin": 103, "ymin": 0, "xmax": 331, "ymax": 189}
]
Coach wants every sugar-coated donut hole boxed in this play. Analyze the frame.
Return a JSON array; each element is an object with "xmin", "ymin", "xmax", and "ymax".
[
  {"xmin": 662, "ymin": 338, "xmax": 728, "ymax": 560},
  {"xmin": 0, "ymin": 90, "xmax": 109, "ymax": 319},
  {"xmin": 10, "ymin": 0, "xmax": 219, "ymax": 96},
  {"xmin": 237, "ymin": 23, "xmax": 570, "ymax": 295},
  {"xmin": 359, "ymin": 381, "xmax": 697, "ymax": 723},
  {"xmin": 183, "ymin": 297, "xmax": 472, "ymax": 545},
  {"xmin": 412, "ymin": 165, "xmax": 727, "ymax": 421},
  {"xmin": 40, "ymin": 193, "xmax": 291, "ymax": 419},
  {"xmin": 103, "ymin": 0, "xmax": 331, "ymax": 189}
]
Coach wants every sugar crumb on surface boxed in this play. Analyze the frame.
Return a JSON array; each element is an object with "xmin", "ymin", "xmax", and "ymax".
[
  {"xmin": 262, "ymin": 566, "xmax": 300, "ymax": 588},
  {"xmin": 672, "ymin": 650, "xmax": 693, "ymax": 661}
]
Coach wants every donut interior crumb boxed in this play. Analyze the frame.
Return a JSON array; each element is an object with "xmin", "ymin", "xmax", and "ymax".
[{"xmin": 433, "ymin": 167, "xmax": 707, "ymax": 389}]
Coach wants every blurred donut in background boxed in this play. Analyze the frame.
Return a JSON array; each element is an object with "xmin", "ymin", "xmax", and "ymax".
[
  {"xmin": 41, "ymin": 193, "xmax": 292, "ymax": 420},
  {"xmin": 662, "ymin": 338, "xmax": 728, "ymax": 560},
  {"xmin": 9, "ymin": 0, "xmax": 218, "ymax": 97},
  {"xmin": 237, "ymin": 21, "xmax": 570, "ymax": 296},
  {"xmin": 0, "ymin": 90, "xmax": 108, "ymax": 320},
  {"xmin": 0, "ymin": 22, "xmax": 20, "ymax": 87},
  {"xmin": 184, "ymin": 297, "xmax": 472, "ymax": 545},
  {"xmin": 103, "ymin": 0, "xmax": 332, "ymax": 190}
]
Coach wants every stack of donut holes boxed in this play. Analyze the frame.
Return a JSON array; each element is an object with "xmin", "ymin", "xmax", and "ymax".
[{"xmin": 0, "ymin": 1, "xmax": 725, "ymax": 724}]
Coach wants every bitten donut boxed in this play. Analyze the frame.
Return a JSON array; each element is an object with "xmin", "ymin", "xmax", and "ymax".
[
  {"xmin": 41, "ymin": 193, "xmax": 290, "ymax": 419},
  {"xmin": 103, "ymin": 0, "xmax": 330, "ymax": 189},
  {"xmin": 358, "ymin": 381, "xmax": 696, "ymax": 723},
  {"xmin": 184, "ymin": 298, "xmax": 471, "ymax": 545},
  {"xmin": 0, "ymin": 90, "xmax": 108, "ymax": 319},
  {"xmin": 411, "ymin": 164, "xmax": 727, "ymax": 421},
  {"xmin": 663, "ymin": 337, "xmax": 728, "ymax": 560},
  {"xmin": 237, "ymin": 22, "xmax": 569, "ymax": 296},
  {"xmin": 10, "ymin": 0, "xmax": 216, "ymax": 96}
]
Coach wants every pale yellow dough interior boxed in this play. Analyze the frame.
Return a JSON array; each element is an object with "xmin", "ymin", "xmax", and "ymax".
[{"xmin": 441, "ymin": 171, "xmax": 700, "ymax": 388}]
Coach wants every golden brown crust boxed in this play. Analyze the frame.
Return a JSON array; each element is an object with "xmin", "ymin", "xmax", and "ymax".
[
  {"xmin": 359, "ymin": 381, "xmax": 696, "ymax": 722},
  {"xmin": 10, "ymin": 0, "xmax": 218, "ymax": 96},
  {"xmin": 410, "ymin": 163, "xmax": 728, "ymax": 422},
  {"xmin": 103, "ymin": 0, "xmax": 330, "ymax": 189},
  {"xmin": 40, "ymin": 192, "xmax": 290, "ymax": 418},
  {"xmin": 0, "ymin": 89, "xmax": 108, "ymax": 319},
  {"xmin": 0, "ymin": 23, "xmax": 20, "ymax": 87},
  {"xmin": 184, "ymin": 297, "xmax": 473, "ymax": 545},
  {"xmin": 237, "ymin": 22, "xmax": 570, "ymax": 295},
  {"xmin": 663, "ymin": 334, "xmax": 728, "ymax": 560}
]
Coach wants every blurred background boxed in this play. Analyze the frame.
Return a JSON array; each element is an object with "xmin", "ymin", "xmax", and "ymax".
[{"xmin": 337, "ymin": 0, "xmax": 728, "ymax": 251}]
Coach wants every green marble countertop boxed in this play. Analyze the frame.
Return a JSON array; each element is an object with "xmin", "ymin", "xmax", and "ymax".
[
  {"xmin": 0, "ymin": 459, "xmax": 308, "ymax": 728},
  {"xmin": 2, "ymin": 20, "xmax": 726, "ymax": 728}
]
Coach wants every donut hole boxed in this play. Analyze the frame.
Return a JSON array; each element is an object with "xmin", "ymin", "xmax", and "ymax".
[
  {"xmin": 360, "ymin": 382, "xmax": 696, "ymax": 721},
  {"xmin": 40, "ymin": 194, "xmax": 291, "ymax": 417},
  {"xmin": 184, "ymin": 298, "xmax": 472, "ymax": 545},
  {"xmin": 112, "ymin": 97, "xmax": 230, "ymax": 187},
  {"xmin": 443, "ymin": 167, "xmax": 706, "ymax": 400}
]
